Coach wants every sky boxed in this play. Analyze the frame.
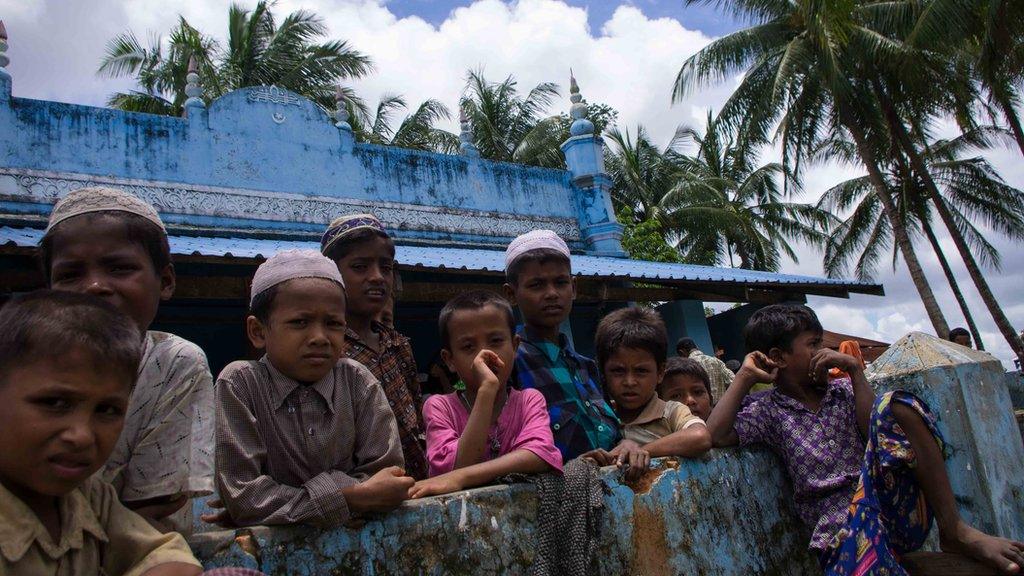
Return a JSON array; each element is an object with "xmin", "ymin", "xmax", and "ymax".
[{"xmin": 2, "ymin": 0, "xmax": 1022, "ymax": 367}]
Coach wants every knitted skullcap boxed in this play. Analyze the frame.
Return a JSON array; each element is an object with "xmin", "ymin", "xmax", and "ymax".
[
  {"xmin": 320, "ymin": 213, "xmax": 387, "ymax": 255},
  {"xmin": 504, "ymin": 229, "xmax": 570, "ymax": 271},
  {"xmin": 46, "ymin": 186, "xmax": 166, "ymax": 233},
  {"xmin": 250, "ymin": 249, "xmax": 345, "ymax": 307}
]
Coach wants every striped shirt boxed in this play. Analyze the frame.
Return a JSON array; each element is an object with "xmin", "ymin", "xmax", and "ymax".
[
  {"xmin": 514, "ymin": 328, "xmax": 621, "ymax": 460},
  {"xmin": 215, "ymin": 357, "xmax": 403, "ymax": 528}
]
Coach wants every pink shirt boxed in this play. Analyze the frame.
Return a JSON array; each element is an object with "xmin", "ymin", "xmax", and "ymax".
[{"xmin": 423, "ymin": 388, "xmax": 564, "ymax": 477}]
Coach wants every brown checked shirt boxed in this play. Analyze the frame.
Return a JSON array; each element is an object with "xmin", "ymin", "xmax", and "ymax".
[
  {"xmin": 345, "ymin": 323, "xmax": 428, "ymax": 480},
  {"xmin": 215, "ymin": 357, "xmax": 403, "ymax": 528}
]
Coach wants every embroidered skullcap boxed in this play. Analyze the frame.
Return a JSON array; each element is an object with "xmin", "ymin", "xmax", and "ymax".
[
  {"xmin": 504, "ymin": 229, "xmax": 570, "ymax": 271},
  {"xmin": 320, "ymin": 213, "xmax": 387, "ymax": 255},
  {"xmin": 250, "ymin": 249, "xmax": 345, "ymax": 307},
  {"xmin": 46, "ymin": 186, "xmax": 166, "ymax": 234}
]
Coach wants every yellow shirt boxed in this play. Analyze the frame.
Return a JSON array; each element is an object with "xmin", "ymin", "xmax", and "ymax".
[
  {"xmin": 622, "ymin": 396, "xmax": 705, "ymax": 445},
  {"xmin": 0, "ymin": 477, "xmax": 200, "ymax": 576}
]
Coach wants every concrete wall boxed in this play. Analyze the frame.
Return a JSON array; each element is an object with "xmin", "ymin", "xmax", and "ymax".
[
  {"xmin": 0, "ymin": 88, "xmax": 585, "ymax": 248},
  {"xmin": 191, "ymin": 331, "xmax": 1024, "ymax": 575}
]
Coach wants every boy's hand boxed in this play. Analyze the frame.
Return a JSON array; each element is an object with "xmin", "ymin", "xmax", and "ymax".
[
  {"xmin": 736, "ymin": 351, "xmax": 778, "ymax": 386},
  {"xmin": 580, "ymin": 448, "xmax": 615, "ymax": 466},
  {"xmin": 199, "ymin": 498, "xmax": 237, "ymax": 528},
  {"xmin": 470, "ymin": 349, "xmax": 504, "ymax": 394},
  {"xmin": 346, "ymin": 466, "xmax": 414, "ymax": 514},
  {"xmin": 408, "ymin": 471, "xmax": 466, "ymax": 499},
  {"xmin": 609, "ymin": 440, "xmax": 650, "ymax": 482},
  {"xmin": 809, "ymin": 349, "xmax": 862, "ymax": 383}
]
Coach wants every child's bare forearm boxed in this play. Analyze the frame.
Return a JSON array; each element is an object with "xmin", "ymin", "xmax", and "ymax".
[
  {"xmin": 644, "ymin": 425, "xmax": 712, "ymax": 458},
  {"xmin": 454, "ymin": 450, "xmax": 550, "ymax": 489},
  {"xmin": 850, "ymin": 367, "xmax": 874, "ymax": 437},
  {"xmin": 454, "ymin": 388, "xmax": 497, "ymax": 469},
  {"xmin": 707, "ymin": 373, "xmax": 755, "ymax": 446}
]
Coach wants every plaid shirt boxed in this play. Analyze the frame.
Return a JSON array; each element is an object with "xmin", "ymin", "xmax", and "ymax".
[
  {"xmin": 345, "ymin": 323, "xmax": 428, "ymax": 480},
  {"xmin": 688, "ymin": 349, "xmax": 735, "ymax": 402},
  {"xmin": 514, "ymin": 328, "xmax": 620, "ymax": 460}
]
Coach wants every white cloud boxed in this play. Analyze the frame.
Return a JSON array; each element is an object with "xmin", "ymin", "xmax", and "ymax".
[{"xmin": 3, "ymin": 0, "xmax": 1022, "ymax": 367}]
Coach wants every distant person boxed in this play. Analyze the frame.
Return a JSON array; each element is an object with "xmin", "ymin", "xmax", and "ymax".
[
  {"xmin": 714, "ymin": 344, "xmax": 726, "ymax": 360},
  {"xmin": 829, "ymin": 340, "xmax": 866, "ymax": 380},
  {"xmin": 676, "ymin": 337, "xmax": 734, "ymax": 402},
  {"xmin": 949, "ymin": 327, "xmax": 973, "ymax": 348},
  {"xmin": 658, "ymin": 357, "xmax": 714, "ymax": 421},
  {"xmin": 707, "ymin": 304, "xmax": 1024, "ymax": 574}
]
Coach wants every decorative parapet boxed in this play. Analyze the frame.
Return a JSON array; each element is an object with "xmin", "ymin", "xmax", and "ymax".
[{"xmin": 183, "ymin": 55, "xmax": 206, "ymax": 118}]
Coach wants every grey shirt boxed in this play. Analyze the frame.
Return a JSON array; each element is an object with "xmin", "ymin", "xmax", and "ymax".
[{"xmin": 215, "ymin": 356, "xmax": 403, "ymax": 528}]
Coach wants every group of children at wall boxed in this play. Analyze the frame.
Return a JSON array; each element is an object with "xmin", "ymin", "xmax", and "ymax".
[{"xmin": 1, "ymin": 185, "xmax": 1022, "ymax": 576}]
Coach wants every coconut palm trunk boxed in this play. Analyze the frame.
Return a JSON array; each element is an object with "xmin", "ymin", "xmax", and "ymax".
[
  {"xmin": 921, "ymin": 219, "xmax": 986, "ymax": 350},
  {"xmin": 837, "ymin": 104, "xmax": 951, "ymax": 338},
  {"xmin": 874, "ymin": 83, "xmax": 1024, "ymax": 365}
]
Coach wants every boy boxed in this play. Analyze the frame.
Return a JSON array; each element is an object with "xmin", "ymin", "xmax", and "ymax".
[
  {"xmin": 707, "ymin": 304, "xmax": 1024, "ymax": 574},
  {"xmin": 0, "ymin": 290, "xmax": 202, "ymax": 575},
  {"xmin": 213, "ymin": 250, "xmax": 411, "ymax": 528},
  {"xmin": 412, "ymin": 290, "xmax": 561, "ymax": 498},
  {"xmin": 595, "ymin": 307, "xmax": 711, "ymax": 472},
  {"xmin": 321, "ymin": 214, "xmax": 427, "ymax": 480},
  {"xmin": 502, "ymin": 230, "xmax": 623, "ymax": 461},
  {"xmin": 657, "ymin": 357, "xmax": 714, "ymax": 421},
  {"xmin": 40, "ymin": 186, "xmax": 214, "ymax": 534}
]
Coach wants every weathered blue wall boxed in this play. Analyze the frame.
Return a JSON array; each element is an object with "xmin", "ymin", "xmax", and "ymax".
[
  {"xmin": 0, "ymin": 87, "xmax": 596, "ymax": 248},
  {"xmin": 191, "ymin": 332, "xmax": 1024, "ymax": 575},
  {"xmin": 657, "ymin": 299, "xmax": 714, "ymax": 355},
  {"xmin": 192, "ymin": 451, "xmax": 817, "ymax": 576}
]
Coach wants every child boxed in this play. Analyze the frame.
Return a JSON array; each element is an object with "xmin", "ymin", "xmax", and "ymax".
[
  {"xmin": 40, "ymin": 186, "xmax": 214, "ymax": 534},
  {"xmin": 321, "ymin": 214, "xmax": 428, "ymax": 480},
  {"xmin": 502, "ymin": 230, "xmax": 627, "ymax": 462},
  {"xmin": 707, "ymin": 304, "xmax": 1024, "ymax": 575},
  {"xmin": 410, "ymin": 291, "xmax": 562, "ymax": 498},
  {"xmin": 0, "ymin": 290, "xmax": 202, "ymax": 575},
  {"xmin": 594, "ymin": 307, "xmax": 711, "ymax": 473},
  {"xmin": 658, "ymin": 357, "xmax": 714, "ymax": 421}
]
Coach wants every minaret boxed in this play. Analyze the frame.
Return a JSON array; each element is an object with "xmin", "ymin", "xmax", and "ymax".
[
  {"xmin": 183, "ymin": 55, "xmax": 206, "ymax": 118},
  {"xmin": 1, "ymin": 21, "xmax": 12, "ymax": 101},
  {"xmin": 560, "ymin": 71, "xmax": 624, "ymax": 256},
  {"xmin": 335, "ymin": 86, "xmax": 355, "ymax": 152},
  {"xmin": 459, "ymin": 106, "xmax": 480, "ymax": 158}
]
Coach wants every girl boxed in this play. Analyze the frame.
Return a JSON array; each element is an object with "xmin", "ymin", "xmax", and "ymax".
[{"xmin": 410, "ymin": 290, "xmax": 562, "ymax": 498}]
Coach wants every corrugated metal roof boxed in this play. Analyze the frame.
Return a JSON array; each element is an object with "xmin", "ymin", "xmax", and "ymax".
[{"xmin": 0, "ymin": 226, "xmax": 882, "ymax": 295}]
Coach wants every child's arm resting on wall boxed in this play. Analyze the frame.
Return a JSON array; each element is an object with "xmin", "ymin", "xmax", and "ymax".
[
  {"xmin": 643, "ymin": 424, "xmax": 712, "ymax": 459},
  {"xmin": 408, "ymin": 450, "xmax": 551, "ymax": 498},
  {"xmin": 707, "ymin": 352, "xmax": 777, "ymax": 447}
]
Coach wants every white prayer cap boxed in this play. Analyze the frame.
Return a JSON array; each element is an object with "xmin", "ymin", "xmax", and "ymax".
[
  {"xmin": 250, "ymin": 249, "xmax": 345, "ymax": 307},
  {"xmin": 504, "ymin": 229, "xmax": 571, "ymax": 271},
  {"xmin": 46, "ymin": 186, "xmax": 166, "ymax": 233}
]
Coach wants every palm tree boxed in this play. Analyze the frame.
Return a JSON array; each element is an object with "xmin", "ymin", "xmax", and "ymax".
[
  {"xmin": 665, "ymin": 114, "xmax": 834, "ymax": 271},
  {"xmin": 99, "ymin": 1, "xmax": 372, "ymax": 116},
  {"xmin": 820, "ymin": 128, "xmax": 1024, "ymax": 352},
  {"xmin": 349, "ymin": 94, "xmax": 459, "ymax": 154},
  {"xmin": 459, "ymin": 69, "xmax": 560, "ymax": 164},
  {"xmin": 673, "ymin": 0, "xmax": 953, "ymax": 337}
]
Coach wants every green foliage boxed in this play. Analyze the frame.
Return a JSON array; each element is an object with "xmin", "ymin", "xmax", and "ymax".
[
  {"xmin": 98, "ymin": 1, "xmax": 371, "ymax": 117},
  {"xmin": 618, "ymin": 206, "xmax": 682, "ymax": 263}
]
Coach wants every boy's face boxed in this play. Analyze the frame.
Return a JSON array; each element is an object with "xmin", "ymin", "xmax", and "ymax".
[
  {"xmin": 604, "ymin": 347, "xmax": 661, "ymax": 415},
  {"xmin": 48, "ymin": 215, "xmax": 174, "ymax": 333},
  {"xmin": 660, "ymin": 374, "xmax": 712, "ymax": 421},
  {"xmin": 247, "ymin": 278, "xmax": 347, "ymax": 384},
  {"xmin": 441, "ymin": 305, "xmax": 519, "ymax": 392},
  {"xmin": 953, "ymin": 334, "xmax": 972, "ymax": 348},
  {"xmin": 772, "ymin": 330, "xmax": 825, "ymax": 386},
  {"xmin": 0, "ymin": 348, "xmax": 130, "ymax": 507},
  {"xmin": 504, "ymin": 260, "xmax": 575, "ymax": 332},
  {"xmin": 332, "ymin": 236, "xmax": 394, "ymax": 322}
]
